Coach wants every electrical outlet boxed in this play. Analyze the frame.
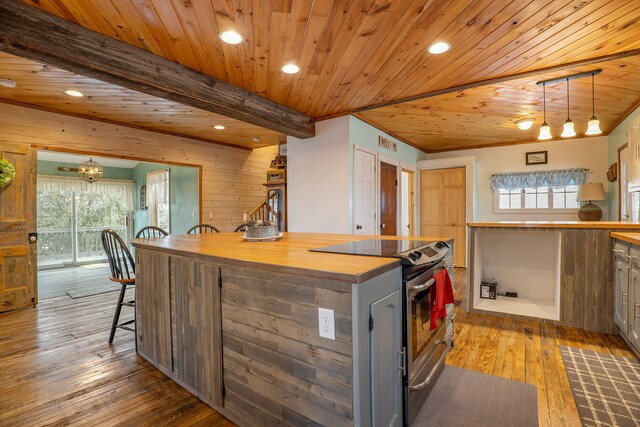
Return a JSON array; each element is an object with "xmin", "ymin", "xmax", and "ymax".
[
  {"xmin": 208, "ymin": 212, "xmax": 213, "ymax": 220},
  {"xmin": 318, "ymin": 308, "xmax": 335, "ymax": 340},
  {"xmin": 192, "ymin": 210, "xmax": 196, "ymax": 219}
]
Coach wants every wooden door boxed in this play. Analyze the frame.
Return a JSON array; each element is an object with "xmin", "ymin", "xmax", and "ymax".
[
  {"xmin": 1, "ymin": 143, "xmax": 37, "ymax": 313},
  {"xmin": 420, "ymin": 168, "xmax": 466, "ymax": 267},
  {"xmin": 370, "ymin": 290, "xmax": 402, "ymax": 427},
  {"xmin": 380, "ymin": 162, "xmax": 397, "ymax": 236},
  {"xmin": 354, "ymin": 149, "xmax": 376, "ymax": 235}
]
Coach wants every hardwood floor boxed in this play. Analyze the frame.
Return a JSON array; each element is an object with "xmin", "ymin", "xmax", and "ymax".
[
  {"xmin": 37, "ymin": 264, "xmax": 118, "ymax": 300},
  {"xmin": 447, "ymin": 268, "xmax": 637, "ymax": 427},
  {"xmin": 0, "ymin": 267, "xmax": 636, "ymax": 426}
]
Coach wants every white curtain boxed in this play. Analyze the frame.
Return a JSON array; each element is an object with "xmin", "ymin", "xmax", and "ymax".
[
  {"xmin": 37, "ymin": 175, "xmax": 134, "ymax": 208},
  {"xmin": 146, "ymin": 169, "xmax": 170, "ymax": 232}
]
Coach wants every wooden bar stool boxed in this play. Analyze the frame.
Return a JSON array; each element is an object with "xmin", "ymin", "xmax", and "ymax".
[
  {"xmin": 187, "ymin": 224, "xmax": 220, "ymax": 234},
  {"xmin": 135, "ymin": 225, "xmax": 169, "ymax": 238},
  {"xmin": 100, "ymin": 229, "xmax": 136, "ymax": 349}
]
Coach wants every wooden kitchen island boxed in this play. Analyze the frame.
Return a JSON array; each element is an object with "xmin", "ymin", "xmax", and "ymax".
[
  {"xmin": 132, "ymin": 232, "xmax": 432, "ymax": 427},
  {"xmin": 468, "ymin": 221, "xmax": 640, "ymax": 334}
]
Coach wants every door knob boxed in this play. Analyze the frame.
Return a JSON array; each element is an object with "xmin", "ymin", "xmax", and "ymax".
[
  {"xmin": 356, "ymin": 225, "xmax": 363, "ymax": 230},
  {"xmin": 28, "ymin": 232, "xmax": 38, "ymax": 244}
]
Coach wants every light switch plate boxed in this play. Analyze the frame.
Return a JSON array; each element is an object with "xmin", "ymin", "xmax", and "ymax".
[{"xmin": 318, "ymin": 307, "xmax": 335, "ymax": 340}]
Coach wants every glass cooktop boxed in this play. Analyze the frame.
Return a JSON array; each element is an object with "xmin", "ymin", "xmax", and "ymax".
[{"xmin": 309, "ymin": 239, "xmax": 437, "ymax": 258}]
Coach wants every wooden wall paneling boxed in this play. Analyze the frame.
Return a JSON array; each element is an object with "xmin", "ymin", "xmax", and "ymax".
[
  {"xmin": 0, "ymin": 102, "xmax": 277, "ymax": 231},
  {"xmin": 171, "ymin": 256, "xmax": 223, "ymax": 408},
  {"xmin": 0, "ymin": 1, "xmax": 315, "ymax": 139},
  {"xmin": 136, "ymin": 250, "xmax": 172, "ymax": 371},
  {"xmin": 220, "ymin": 263, "xmax": 354, "ymax": 426}
]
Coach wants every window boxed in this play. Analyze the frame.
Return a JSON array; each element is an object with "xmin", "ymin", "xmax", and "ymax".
[
  {"xmin": 37, "ymin": 175, "xmax": 133, "ymax": 267},
  {"xmin": 491, "ymin": 168, "xmax": 586, "ymax": 213},
  {"xmin": 496, "ymin": 185, "xmax": 579, "ymax": 212},
  {"xmin": 146, "ymin": 169, "xmax": 170, "ymax": 232}
]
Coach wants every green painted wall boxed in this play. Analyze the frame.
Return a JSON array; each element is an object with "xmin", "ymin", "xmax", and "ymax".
[
  {"xmin": 37, "ymin": 160, "xmax": 133, "ymax": 180},
  {"xmin": 346, "ymin": 115, "xmax": 428, "ymax": 230},
  {"xmin": 607, "ymin": 105, "xmax": 640, "ymax": 220},
  {"xmin": 132, "ymin": 163, "xmax": 199, "ymax": 235}
]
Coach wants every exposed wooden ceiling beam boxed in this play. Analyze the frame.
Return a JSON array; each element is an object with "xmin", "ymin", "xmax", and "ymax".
[
  {"xmin": 353, "ymin": 49, "xmax": 640, "ymax": 113},
  {"xmin": 0, "ymin": 0, "xmax": 315, "ymax": 139}
]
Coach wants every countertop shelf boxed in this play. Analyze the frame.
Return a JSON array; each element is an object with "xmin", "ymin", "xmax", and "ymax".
[
  {"xmin": 132, "ymin": 232, "xmax": 447, "ymax": 283},
  {"xmin": 468, "ymin": 221, "xmax": 640, "ymax": 229},
  {"xmin": 610, "ymin": 232, "xmax": 640, "ymax": 245}
]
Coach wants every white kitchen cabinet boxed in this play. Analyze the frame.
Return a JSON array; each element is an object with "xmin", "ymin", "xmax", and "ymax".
[
  {"xmin": 612, "ymin": 240, "xmax": 640, "ymax": 356},
  {"xmin": 630, "ymin": 261, "xmax": 640, "ymax": 350}
]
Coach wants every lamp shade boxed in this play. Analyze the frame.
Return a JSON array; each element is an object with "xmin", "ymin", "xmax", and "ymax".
[{"xmin": 576, "ymin": 183, "xmax": 606, "ymax": 202}]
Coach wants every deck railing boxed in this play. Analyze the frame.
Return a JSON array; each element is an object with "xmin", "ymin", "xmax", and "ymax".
[{"xmin": 38, "ymin": 226, "xmax": 127, "ymax": 264}]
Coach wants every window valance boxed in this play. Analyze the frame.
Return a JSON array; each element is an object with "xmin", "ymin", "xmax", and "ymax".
[{"xmin": 490, "ymin": 168, "xmax": 588, "ymax": 191}]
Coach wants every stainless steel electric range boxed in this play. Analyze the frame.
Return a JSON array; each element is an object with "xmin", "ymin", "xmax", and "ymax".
[{"xmin": 311, "ymin": 239, "xmax": 455, "ymax": 426}]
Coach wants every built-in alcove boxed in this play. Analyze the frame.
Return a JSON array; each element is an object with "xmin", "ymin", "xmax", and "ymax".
[{"xmin": 472, "ymin": 229, "xmax": 561, "ymax": 321}]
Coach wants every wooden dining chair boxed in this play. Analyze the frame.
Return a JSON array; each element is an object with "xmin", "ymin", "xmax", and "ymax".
[
  {"xmin": 187, "ymin": 224, "xmax": 220, "ymax": 234},
  {"xmin": 101, "ymin": 229, "xmax": 136, "ymax": 349},
  {"xmin": 135, "ymin": 225, "xmax": 169, "ymax": 238}
]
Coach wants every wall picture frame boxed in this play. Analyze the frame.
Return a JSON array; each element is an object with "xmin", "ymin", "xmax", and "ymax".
[
  {"xmin": 139, "ymin": 184, "xmax": 147, "ymax": 210},
  {"xmin": 526, "ymin": 151, "xmax": 548, "ymax": 165}
]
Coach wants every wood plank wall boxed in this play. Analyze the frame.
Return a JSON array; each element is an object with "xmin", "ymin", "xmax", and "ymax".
[
  {"xmin": 0, "ymin": 102, "xmax": 277, "ymax": 231},
  {"xmin": 220, "ymin": 264, "xmax": 354, "ymax": 426}
]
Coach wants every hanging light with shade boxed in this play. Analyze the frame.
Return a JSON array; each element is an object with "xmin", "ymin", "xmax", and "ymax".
[
  {"xmin": 78, "ymin": 157, "xmax": 104, "ymax": 183},
  {"xmin": 585, "ymin": 72, "xmax": 602, "ymax": 135},
  {"xmin": 561, "ymin": 78, "xmax": 576, "ymax": 138},
  {"xmin": 535, "ymin": 69, "xmax": 602, "ymax": 140},
  {"xmin": 538, "ymin": 83, "xmax": 552, "ymax": 140}
]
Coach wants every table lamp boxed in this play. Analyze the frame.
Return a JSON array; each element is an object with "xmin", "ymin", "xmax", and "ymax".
[{"xmin": 576, "ymin": 183, "xmax": 606, "ymax": 221}]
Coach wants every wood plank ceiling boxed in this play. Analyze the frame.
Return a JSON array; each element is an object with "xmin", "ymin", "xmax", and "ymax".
[
  {"xmin": 6, "ymin": 0, "xmax": 640, "ymax": 151},
  {"xmin": 0, "ymin": 52, "xmax": 282, "ymax": 149}
]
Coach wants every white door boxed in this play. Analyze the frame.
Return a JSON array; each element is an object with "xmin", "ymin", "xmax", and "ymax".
[
  {"xmin": 620, "ymin": 145, "xmax": 630, "ymax": 220},
  {"xmin": 354, "ymin": 148, "xmax": 376, "ymax": 235}
]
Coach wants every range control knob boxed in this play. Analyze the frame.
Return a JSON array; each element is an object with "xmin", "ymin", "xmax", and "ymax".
[
  {"xmin": 408, "ymin": 252, "xmax": 419, "ymax": 261},
  {"xmin": 413, "ymin": 251, "xmax": 423, "ymax": 259},
  {"xmin": 435, "ymin": 241, "xmax": 445, "ymax": 249}
]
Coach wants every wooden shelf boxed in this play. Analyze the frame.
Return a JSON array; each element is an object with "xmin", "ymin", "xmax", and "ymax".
[{"xmin": 475, "ymin": 296, "xmax": 559, "ymax": 321}]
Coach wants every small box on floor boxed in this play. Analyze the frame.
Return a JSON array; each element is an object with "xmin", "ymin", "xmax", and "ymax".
[{"xmin": 480, "ymin": 280, "xmax": 497, "ymax": 299}]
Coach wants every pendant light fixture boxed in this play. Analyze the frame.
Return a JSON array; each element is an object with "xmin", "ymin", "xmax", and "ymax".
[
  {"xmin": 78, "ymin": 157, "xmax": 104, "ymax": 184},
  {"xmin": 561, "ymin": 78, "xmax": 576, "ymax": 138},
  {"xmin": 585, "ymin": 72, "xmax": 602, "ymax": 135},
  {"xmin": 538, "ymin": 83, "xmax": 552, "ymax": 140}
]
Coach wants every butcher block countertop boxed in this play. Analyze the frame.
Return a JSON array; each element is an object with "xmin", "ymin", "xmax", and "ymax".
[
  {"xmin": 132, "ymin": 232, "xmax": 446, "ymax": 283},
  {"xmin": 468, "ymin": 221, "xmax": 640, "ymax": 229},
  {"xmin": 610, "ymin": 232, "xmax": 640, "ymax": 246}
]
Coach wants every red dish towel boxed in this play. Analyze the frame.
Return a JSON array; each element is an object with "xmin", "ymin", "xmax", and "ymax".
[{"xmin": 430, "ymin": 268, "xmax": 454, "ymax": 331}]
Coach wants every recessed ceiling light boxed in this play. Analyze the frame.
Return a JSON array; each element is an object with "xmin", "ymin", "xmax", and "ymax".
[
  {"xmin": 219, "ymin": 31, "xmax": 244, "ymax": 45},
  {"xmin": 214, "ymin": 125, "xmax": 225, "ymax": 130},
  {"xmin": 428, "ymin": 41, "xmax": 451, "ymax": 54},
  {"xmin": 0, "ymin": 79, "xmax": 17, "ymax": 88},
  {"xmin": 515, "ymin": 118, "xmax": 535, "ymax": 130},
  {"xmin": 281, "ymin": 63, "xmax": 300, "ymax": 74},
  {"xmin": 65, "ymin": 89, "xmax": 84, "ymax": 97}
]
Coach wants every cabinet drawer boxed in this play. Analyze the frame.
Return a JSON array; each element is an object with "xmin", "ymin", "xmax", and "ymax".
[
  {"xmin": 614, "ymin": 240, "xmax": 630, "ymax": 259},
  {"xmin": 631, "ymin": 247, "xmax": 640, "ymax": 267}
]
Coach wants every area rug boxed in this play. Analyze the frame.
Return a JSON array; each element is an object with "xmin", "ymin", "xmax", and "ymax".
[
  {"xmin": 65, "ymin": 283, "xmax": 122, "ymax": 299},
  {"xmin": 412, "ymin": 365, "xmax": 538, "ymax": 426},
  {"xmin": 560, "ymin": 345, "xmax": 640, "ymax": 427}
]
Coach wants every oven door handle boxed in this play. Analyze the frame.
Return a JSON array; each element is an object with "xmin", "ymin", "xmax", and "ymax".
[
  {"xmin": 408, "ymin": 277, "xmax": 435, "ymax": 293},
  {"xmin": 409, "ymin": 339, "xmax": 451, "ymax": 391},
  {"xmin": 406, "ymin": 261, "xmax": 445, "ymax": 291}
]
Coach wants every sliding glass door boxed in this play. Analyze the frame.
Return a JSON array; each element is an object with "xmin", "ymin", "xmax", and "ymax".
[{"xmin": 37, "ymin": 176, "xmax": 133, "ymax": 268}]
